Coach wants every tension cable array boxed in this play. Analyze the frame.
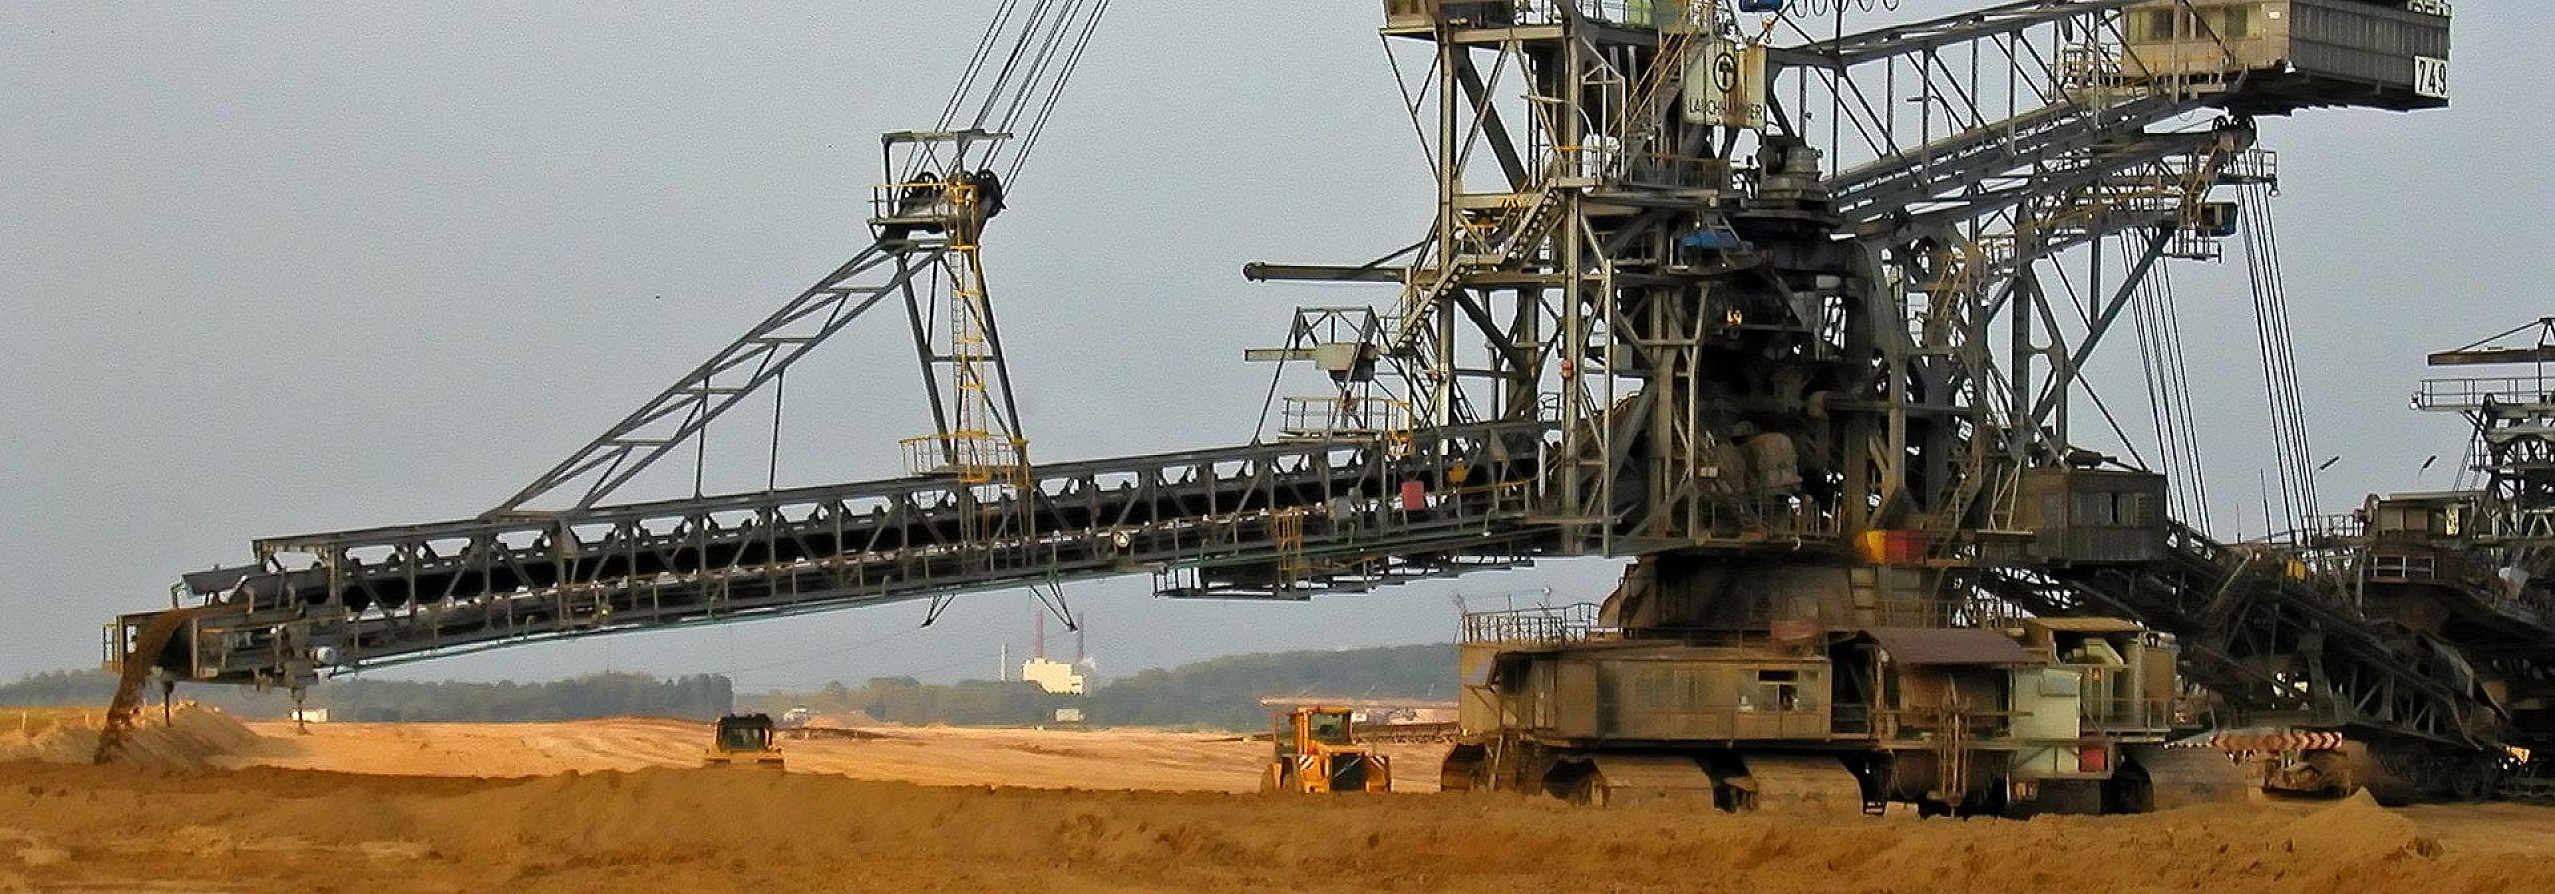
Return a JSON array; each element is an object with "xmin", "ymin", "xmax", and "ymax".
[
  {"xmin": 485, "ymin": 2, "xmax": 1116, "ymax": 516},
  {"xmin": 931, "ymin": 0, "xmax": 1114, "ymax": 184},
  {"xmin": 2239, "ymin": 184, "xmax": 2317, "ymax": 537},
  {"xmin": 2129, "ymin": 233, "xmax": 2211, "ymax": 532}
]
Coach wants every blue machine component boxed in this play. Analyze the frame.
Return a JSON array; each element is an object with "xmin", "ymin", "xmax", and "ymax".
[
  {"xmin": 1680, "ymin": 229, "xmax": 1752, "ymax": 252},
  {"xmin": 1738, "ymin": 0, "xmax": 1787, "ymax": 12}
]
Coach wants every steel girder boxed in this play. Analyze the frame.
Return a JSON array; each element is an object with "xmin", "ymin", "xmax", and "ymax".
[
  {"xmin": 123, "ymin": 424, "xmax": 1557, "ymax": 686},
  {"xmin": 490, "ymin": 243, "xmax": 943, "ymax": 516},
  {"xmin": 1784, "ymin": 0, "xmax": 2146, "ymax": 71},
  {"xmin": 1987, "ymin": 524, "xmax": 2502, "ymax": 746}
]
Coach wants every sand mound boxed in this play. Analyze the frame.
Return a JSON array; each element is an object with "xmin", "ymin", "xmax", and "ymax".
[
  {"xmin": 7, "ymin": 719, "xmax": 2551, "ymax": 894},
  {"xmin": 2281, "ymin": 789, "xmax": 2445, "ymax": 861},
  {"xmin": 0, "ymin": 704, "xmax": 264, "ymax": 770},
  {"xmin": 0, "ymin": 761, "xmax": 2547, "ymax": 894}
]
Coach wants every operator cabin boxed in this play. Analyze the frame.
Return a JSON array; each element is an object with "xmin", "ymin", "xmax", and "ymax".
[
  {"xmin": 2120, "ymin": 0, "xmax": 2450, "ymax": 112},
  {"xmin": 1386, "ymin": 0, "xmax": 2447, "ymax": 113}
]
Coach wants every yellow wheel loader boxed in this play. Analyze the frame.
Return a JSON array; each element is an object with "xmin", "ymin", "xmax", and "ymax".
[
  {"xmin": 703, "ymin": 713, "xmax": 785, "ymax": 768},
  {"xmin": 1261, "ymin": 705, "xmax": 1390, "ymax": 793}
]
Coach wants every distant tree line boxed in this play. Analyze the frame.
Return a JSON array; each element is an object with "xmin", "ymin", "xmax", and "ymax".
[
  {"xmin": 5, "ymin": 642, "xmax": 1456, "ymax": 729},
  {"xmin": 314, "ymin": 672, "xmax": 735, "ymax": 722},
  {"xmin": 758, "ymin": 643, "xmax": 1457, "ymax": 731},
  {"xmin": 1087, "ymin": 643, "xmax": 1455, "ymax": 730},
  {"xmin": 0, "ymin": 669, "xmax": 734, "ymax": 722},
  {"xmin": 774, "ymin": 677, "xmax": 1072, "ymax": 727},
  {"xmin": 0, "ymin": 671, "xmax": 120, "ymax": 708}
]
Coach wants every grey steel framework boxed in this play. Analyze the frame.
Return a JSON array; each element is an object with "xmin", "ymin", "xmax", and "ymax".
[
  {"xmin": 103, "ymin": 0, "xmax": 2506, "ymax": 792},
  {"xmin": 140, "ymin": 424, "xmax": 1549, "ymax": 683}
]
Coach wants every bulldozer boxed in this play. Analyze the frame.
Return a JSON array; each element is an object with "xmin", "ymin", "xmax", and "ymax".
[
  {"xmin": 1261, "ymin": 705, "xmax": 1390, "ymax": 793},
  {"xmin": 703, "ymin": 713, "xmax": 785, "ymax": 768}
]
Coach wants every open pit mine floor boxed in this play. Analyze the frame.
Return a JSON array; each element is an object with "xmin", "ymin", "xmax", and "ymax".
[{"xmin": 6, "ymin": 714, "xmax": 2555, "ymax": 894}]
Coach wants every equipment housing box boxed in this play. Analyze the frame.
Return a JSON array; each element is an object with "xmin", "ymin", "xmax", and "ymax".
[
  {"xmin": 2018, "ymin": 469, "xmax": 2169, "ymax": 565},
  {"xmin": 1384, "ymin": 0, "xmax": 1517, "ymax": 29},
  {"xmin": 1468, "ymin": 644, "xmax": 1832, "ymax": 743}
]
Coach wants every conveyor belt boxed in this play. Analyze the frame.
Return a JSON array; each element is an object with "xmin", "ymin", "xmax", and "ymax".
[
  {"xmin": 111, "ymin": 424, "xmax": 1563, "ymax": 687},
  {"xmin": 1991, "ymin": 522, "xmax": 2502, "ymax": 749}
]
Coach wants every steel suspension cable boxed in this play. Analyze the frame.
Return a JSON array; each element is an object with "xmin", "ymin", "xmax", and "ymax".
[
  {"xmin": 967, "ymin": 0, "xmax": 1062, "ymax": 132},
  {"xmin": 939, "ymin": 0, "xmax": 1029, "ymax": 132},
  {"xmin": 2127, "ymin": 234, "xmax": 2211, "ymax": 532},
  {"xmin": 1002, "ymin": 0, "xmax": 1112, "ymax": 181},
  {"xmin": 2239, "ymin": 185, "xmax": 2316, "ymax": 535},
  {"xmin": 921, "ymin": 0, "xmax": 1113, "ymax": 185}
]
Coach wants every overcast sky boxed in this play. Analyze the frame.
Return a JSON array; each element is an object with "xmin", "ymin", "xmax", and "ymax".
[{"xmin": 2, "ymin": 2, "xmax": 2544, "ymax": 693}]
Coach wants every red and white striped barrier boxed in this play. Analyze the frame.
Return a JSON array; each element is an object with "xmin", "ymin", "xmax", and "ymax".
[{"xmin": 2197, "ymin": 730, "xmax": 2347, "ymax": 753}]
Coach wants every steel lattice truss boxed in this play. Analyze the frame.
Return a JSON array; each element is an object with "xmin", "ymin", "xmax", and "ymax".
[{"xmin": 109, "ymin": 0, "xmax": 2502, "ymax": 771}]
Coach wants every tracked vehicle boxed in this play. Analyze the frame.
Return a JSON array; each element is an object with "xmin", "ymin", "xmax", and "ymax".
[{"xmin": 1442, "ymin": 564, "xmax": 2242, "ymax": 815}]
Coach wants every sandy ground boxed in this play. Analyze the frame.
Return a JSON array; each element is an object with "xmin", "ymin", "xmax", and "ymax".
[
  {"xmin": 227, "ymin": 718, "xmax": 1450, "ymax": 793},
  {"xmin": 9, "ymin": 713, "xmax": 2555, "ymax": 893}
]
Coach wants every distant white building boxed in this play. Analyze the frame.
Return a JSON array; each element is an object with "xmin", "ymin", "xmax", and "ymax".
[{"xmin": 1020, "ymin": 657, "xmax": 1086, "ymax": 695}]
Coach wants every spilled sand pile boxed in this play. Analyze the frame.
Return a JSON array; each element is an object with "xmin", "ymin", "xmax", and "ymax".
[
  {"xmin": 0, "ymin": 704, "xmax": 264, "ymax": 770},
  {"xmin": 2, "ymin": 761, "xmax": 2551, "ymax": 894}
]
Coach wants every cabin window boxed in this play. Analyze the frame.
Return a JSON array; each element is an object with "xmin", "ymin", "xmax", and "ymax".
[
  {"xmin": 1755, "ymin": 669, "xmax": 1802, "ymax": 712},
  {"xmin": 2071, "ymin": 490, "xmax": 2153, "ymax": 528},
  {"xmin": 1308, "ymin": 712, "xmax": 1351, "ymax": 745},
  {"xmin": 2116, "ymin": 492, "xmax": 2154, "ymax": 526},
  {"xmin": 2073, "ymin": 492, "xmax": 2116, "ymax": 525},
  {"xmin": 2216, "ymin": 5, "xmax": 2254, "ymax": 40},
  {"xmin": 2134, "ymin": 8, "xmax": 2179, "ymax": 42}
]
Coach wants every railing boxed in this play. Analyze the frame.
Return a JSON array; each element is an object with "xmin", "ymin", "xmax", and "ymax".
[
  {"xmin": 2059, "ymin": 43, "xmax": 2125, "ymax": 89},
  {"xmin": 2222, "ymin": 146, "xmax": 2277, "ymax": 185},
  {"xmin": 1277, "ymin": 396, "xmax": 1413, "ymax": 442},
  {"xmin": 148, "ymin": 423, "xmax": 1562, "ymax": 683},
  {"xmin": 1583, "ymin": 1, "xmax": 1689, "ymax": 28},
  {"xmin": 2077, "ymin": 694, "xmax": 2175, "ymax": 734},
  {"xmin": 2416, "ymin": 376, "xmax": 2555, "ymax": 411},
  {"xmin": 2165, "ymin": 227, "xmax": 2224, "ymax": 261},
  {"xmin": 899, "ymin": 433, "xmax": 1027, "ymax": 482},
  {"xmin": 869, "ymin": 177, "xmax": 986, "ymax": 237},
  {"xmin": 2370, "ymin": 553, "xmax": 2440, "ymax": 582},
  {"xmin": 1382, "ymin": 0, "xmax": 1710, "ymax": 31},
  {"xmin": 2306, "ymin": 512, "xmax": 2365, "ymax": 541},
  {"xmin": 1617, "ymin": 152, "xmax": 1733, "ymax": 194},
  {"xmin": 1463, "ymin": 602, "xmax": 1607, "ymax": 645}
]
